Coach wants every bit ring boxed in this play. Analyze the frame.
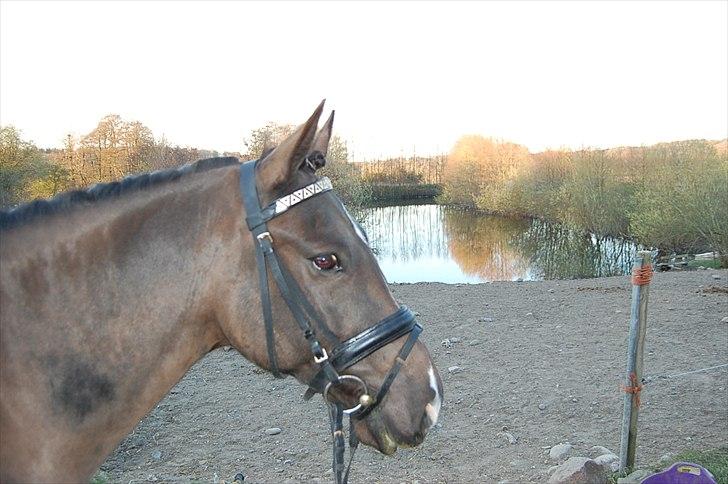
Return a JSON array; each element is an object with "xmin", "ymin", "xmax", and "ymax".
[{"xmin": 323, "ymin": 375, "xmax": 370, "ymax": 415}]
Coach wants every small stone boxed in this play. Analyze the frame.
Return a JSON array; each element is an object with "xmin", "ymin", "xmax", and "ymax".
[
  {"xmin": 549, "ymin": 442, "xmax": 573, "ymax": 461},
  {"xmin": 479, "ymin": 317, "xmax": 494, "ymax": 323},
  {"xmin": 265, "ymin": 427, "xmax": 282, "ymax": 435},
  {"xmin": 594, "ymin": 453, "xmax": 619, "ymax": 469},
  {"xmin": 667, "ymin": 307, "xmax": 675, "ymax": 311},
  {"xmin": 548, "ymin": 457, "xmax": 606, "ymax": 484},
  {"xmin": 548, "ymin": 289, "xmax": 555, "ymax": 293},
  {"xmin": 538, "ymin": 403, "xmax": 548, "ymax": 411},
  {"xmin": 450, "ymin": 337, "xmax": 462, "ymax": 343},
  {"xmin": 284, "ymin": 459, "xmax": 293, "ymax": 465},
  {"xmin": 589, "ymin": 445, "xmax": 614, "ymax": 457},
  {"xmin": 526, "ymin": 312, "xmax": 533, "ymax": 316},
  {"xmin": 711, "ymin": 274, "xmax": 722, "ymax": 280},
  {"xmin": 721, "ymin": 317, "xmax": 728, "ymax": 323},
  {"xmin": 151, "ymin": 449, "xmax": 162, "ymax": 461},
  {"xmin": 571, "ymin": 398, "xmax": 578, "ymax": 403},
  {"xmin": 448, "ymin": 366, "xmax": 462, "ymax": 374},
  {"xmin": 498, "ymin": 431, "xmax": 518, "ymax": 445},
  {"xmin": 659, "ymin": 453, "xmax": 676, "ymax": 464},
  {"xmin": 516, "ymin": 278, "xmax": 524, "ymax": 282},
  {"xmin": 469, "ymin": 339, "xmax": 481, "ymax": 346},
  {"xmin": 441, "ymin": 339, "xmax": 452, "ymax": 348},
  {"xmin": 617, "ymin": 469, "xmax": 653, "ymax": 484}
]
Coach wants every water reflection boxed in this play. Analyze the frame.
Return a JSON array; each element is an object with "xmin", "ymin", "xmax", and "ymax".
[{"xmin": 361, "ymin": 204, "xmax": 639, "ymax": 283}]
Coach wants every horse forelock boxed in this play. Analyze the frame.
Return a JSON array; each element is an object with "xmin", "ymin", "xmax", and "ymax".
[{"xmin": 0, "ymin": 157, "xmax": 241, "ymax": 230}]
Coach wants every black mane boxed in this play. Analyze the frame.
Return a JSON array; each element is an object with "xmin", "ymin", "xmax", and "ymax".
[{"xmin": 0, "ymin": 157, "xmax": 240, "ymax": 230}]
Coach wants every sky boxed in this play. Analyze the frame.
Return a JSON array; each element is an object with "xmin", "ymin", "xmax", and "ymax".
[{"xmin": 1, "ymin": 1, "xmax": 726, "ymax": 160}]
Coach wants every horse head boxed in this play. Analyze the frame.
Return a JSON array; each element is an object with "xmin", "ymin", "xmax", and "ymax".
[{"xmin": 218, "ymin": 102, "xmax": 443, "ymax": 455}]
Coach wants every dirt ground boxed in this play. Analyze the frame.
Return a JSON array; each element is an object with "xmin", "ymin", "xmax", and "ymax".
[{"xmin": 101, "ymin": 270, "xmax": 728, "ymax": 483}]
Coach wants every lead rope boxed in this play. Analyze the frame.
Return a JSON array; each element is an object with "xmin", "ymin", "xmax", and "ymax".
[{"xmin": 328, "ymin": 402, "xmax": 360, "ymax": 484}]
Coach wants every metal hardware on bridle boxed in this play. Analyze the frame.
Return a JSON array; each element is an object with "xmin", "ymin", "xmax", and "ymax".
[{"xmin": 239, "ymin": 158, "xmax": 423, "ymax": 484}]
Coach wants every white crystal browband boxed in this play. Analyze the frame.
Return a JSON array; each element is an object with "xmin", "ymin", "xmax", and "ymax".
[{"xmin": 270, "ymin": 177, "xmax": 333, "ymax": 217}]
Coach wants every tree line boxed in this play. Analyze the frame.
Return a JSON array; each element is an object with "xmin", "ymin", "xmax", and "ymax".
[
  {"xmin": 0, "ymin": 116, "xmax": 367, "ymax": 209},
  {"xmin": 3, "ymin": 115, "xmax": 725, "ymax": 263},
  {"xmin": 440, "ymin": 136, "xmax": 728, "ymax": 263}
]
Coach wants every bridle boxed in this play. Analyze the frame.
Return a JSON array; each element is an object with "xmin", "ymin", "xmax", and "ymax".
[{"xmin": 239, "ymin": 158, "xmax": 423, "ymax": 484}]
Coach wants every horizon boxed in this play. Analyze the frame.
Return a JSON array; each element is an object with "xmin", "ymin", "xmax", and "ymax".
[{"xmin": 1, "ymin": 1, "xmax": 727, "ymax": 159}]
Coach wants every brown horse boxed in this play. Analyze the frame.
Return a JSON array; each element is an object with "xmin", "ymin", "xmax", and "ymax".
[{"xmin": 0, "ymin": 103, "xmax": 443, "ymax": 483}]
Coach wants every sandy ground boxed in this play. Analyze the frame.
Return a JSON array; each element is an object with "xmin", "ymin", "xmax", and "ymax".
[{"xmin": 101, "ymin": 270, "xmax": 728, "ymax": 483}]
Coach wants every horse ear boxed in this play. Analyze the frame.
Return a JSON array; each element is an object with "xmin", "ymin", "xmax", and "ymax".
[
  {"xmin": 306, "ymin": 111, "xmax": 335, "ymax": 170},
  {"xmin": 257, "ymin": 100, "xmax": 325, "ymax": 188}
]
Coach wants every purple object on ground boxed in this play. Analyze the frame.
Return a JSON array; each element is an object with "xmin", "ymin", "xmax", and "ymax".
[{"xmin": 642, "ymin": 462, "xmax": 716, "ymax": 484}]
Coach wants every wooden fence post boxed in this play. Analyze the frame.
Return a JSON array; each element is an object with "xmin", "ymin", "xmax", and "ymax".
[{"xmin": 619, "ymin": 250, "xmax": 653, "ymax": 472}]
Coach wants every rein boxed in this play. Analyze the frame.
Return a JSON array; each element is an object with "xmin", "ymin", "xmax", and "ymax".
[{"xmin": 239, "ymin": 159, "xmax": 422, "ymax": 484}]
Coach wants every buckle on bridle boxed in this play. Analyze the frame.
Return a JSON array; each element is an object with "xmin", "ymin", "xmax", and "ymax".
[
  {"xmin": 313, "ymin": 348, "xmax": 329, "ymax": 364},
  {"xmin": 256, "ymin": 231, "xmax": 273, "ymax": 244}
]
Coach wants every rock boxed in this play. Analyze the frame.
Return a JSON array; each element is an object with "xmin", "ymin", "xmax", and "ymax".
[
  {"xmin": 547, "ymin": 457, "xmax": 607, "ymax": 484},
  {"xmin": 593, "ymin": 453, "xmax": 619, "ymax": 472},
  {"xmin": 469, "ymin": 339, "xmax": 482, "ymax": 346},
  {"xmin": 151, "ymin": 449, "xmax": 162, "ymax": 461},
  {"xmin": 264, "ymin": 427, "xmax": 282, "ymax": 435},
  {"xmin": 549, "ymin": 442, "xmax": 573, "ymax": 461},
  {"xmin": 447, "ymin": 366, "xmax": 462, "ymax": 374},
  {"xmin": 516, "ymin": 278, "xmax": 524, "ymax": 282},
  {"xmin": 526, "ymin": 312, "xmax": 533, "ymax": 316},
  {"xmin": 450, "ymin": 337, "xmax": 462, "ymax": 343},
  {"xmin": 589, "ymin": 446, "xmax": 614, "ymax": 457},
  {"xmin": 479, "ymin": 317, "xmax": 494, "ymax": 323},
  {"xmin": 616, "ymin": 469, "xmax": 653, "ymax": 484},
  {"xmin": 441, "ymin": 339, "xmax": 453, "ymax": 348},
  {"xmin": 498, "ymin": 431, "xmax": 518, "ymax": 445},
  {"xmin": 548, "ymin": 289, "xmax": 555, "ymax": 293},
  {"xmin": 711, "ymin": 274, "xmax": 722, "ymax": 280},
  {"xmin": 658, "ymin": 453, "xmax": 676, "ymax": 464},
  {"xmin": 721, "ymin": 317, "xmax": 728, "ymax": 324},
  {"xmin": 539, "ymin": 403, "xmax": 548, "ymax": 411}
]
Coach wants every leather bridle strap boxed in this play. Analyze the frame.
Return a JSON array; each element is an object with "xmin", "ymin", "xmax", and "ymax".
[
  {"xmin": 240, "ymin": 160, "xmax": 338, "ymax": 383},
  {"xmin": 304, "ymin": 307, "xmax": 419, "ymax": 397},
  {"xmin": 351, "ymin": 322, "xmax": 422, "ymax": 419}
]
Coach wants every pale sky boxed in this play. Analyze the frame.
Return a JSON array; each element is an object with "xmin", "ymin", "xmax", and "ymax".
[{"xmin": 1, "ymin": 1, "xmax": 726, "ymax": 159}]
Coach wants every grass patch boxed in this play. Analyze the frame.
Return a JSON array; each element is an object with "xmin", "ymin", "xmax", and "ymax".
[
  {"xmin": 687, "ymin": 258, "xmax": 723, "ymax": 269},
  {"xmin": 666, "ymin": 448, "xmax": 728, "ymax": 484},
  {"xmin": 609, "ymin": 448, "xmax": 728, "ymax": 484}
]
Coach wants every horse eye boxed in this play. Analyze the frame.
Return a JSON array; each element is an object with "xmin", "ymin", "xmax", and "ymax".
[{"xmin": 312, "ymin": 254, "xmax": 340, "ymax": 271}]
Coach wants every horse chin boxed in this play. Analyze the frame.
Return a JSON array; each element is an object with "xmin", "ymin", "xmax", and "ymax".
[
  {"xmin": 377, "ymin": 430, "xmax": 399, "ymax": 455},
  {"xmin": 354, "ymin": 414, "xmax": 402, "ymax": 455}
]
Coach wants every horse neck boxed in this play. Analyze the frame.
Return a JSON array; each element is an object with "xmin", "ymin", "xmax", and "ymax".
[{"xmin": 0, "ymin": 165, "xmax": 243, "ymax": 481}]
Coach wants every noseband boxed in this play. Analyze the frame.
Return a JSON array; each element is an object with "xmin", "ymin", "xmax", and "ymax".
[{"xmin": 239, "ymin": 159, "xmax": 422, "ymax": 483}]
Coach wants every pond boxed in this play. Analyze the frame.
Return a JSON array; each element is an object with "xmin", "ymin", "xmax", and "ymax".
[{"xmin": 360, "ymin": 203, "xmax": 640, "ymax": 283}]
